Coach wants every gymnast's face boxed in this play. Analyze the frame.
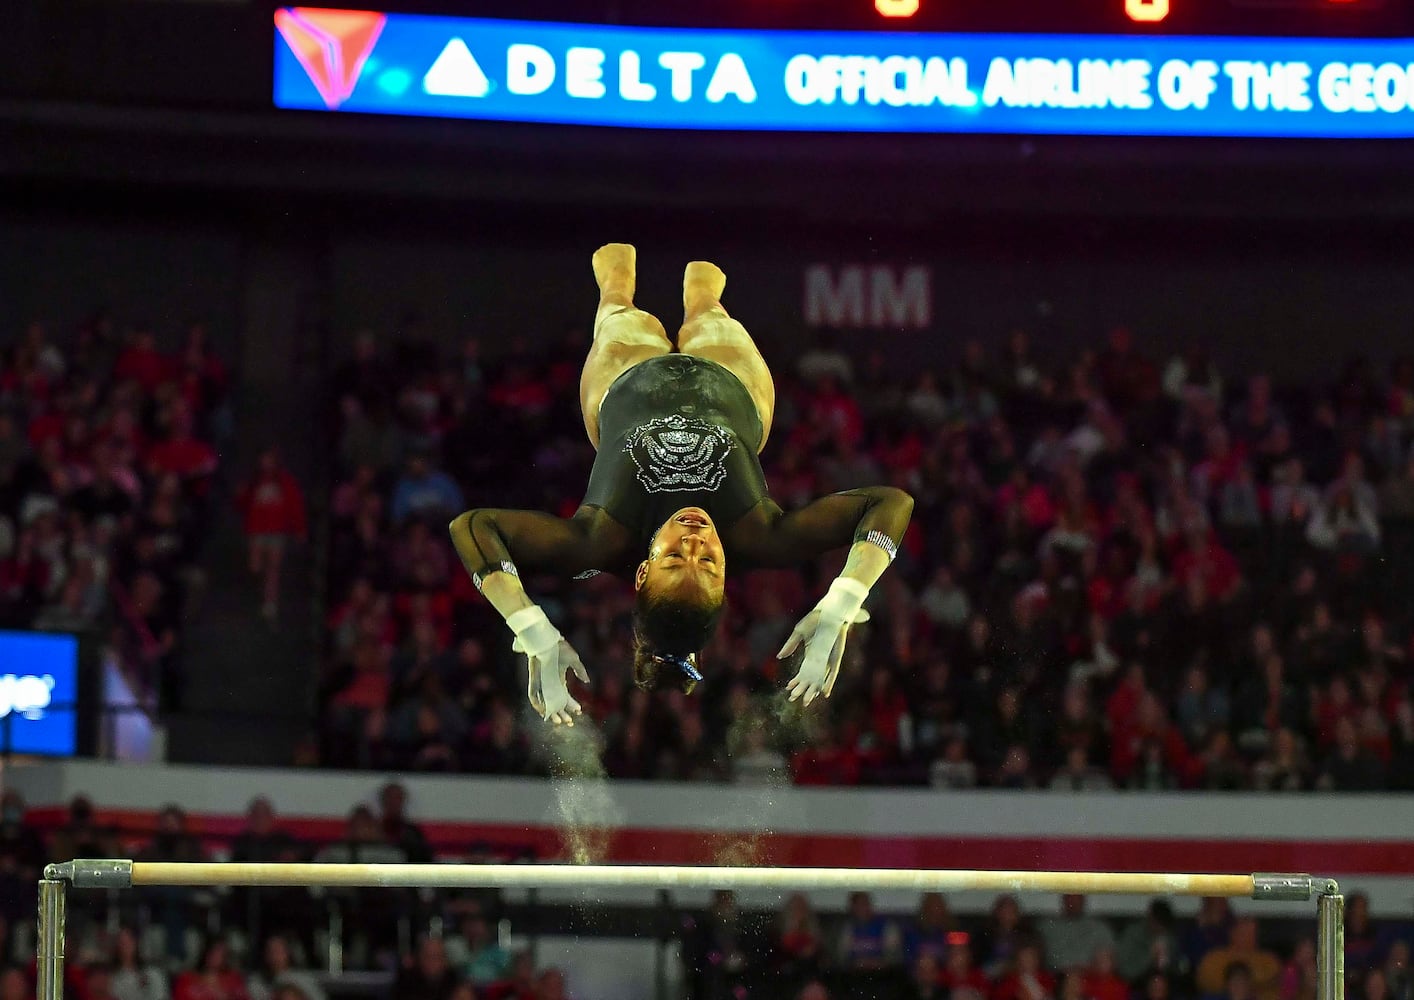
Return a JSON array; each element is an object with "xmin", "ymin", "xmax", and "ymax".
[{"xmin": 636, "ymin": 507, "xmax": 726, "ymax": 602}]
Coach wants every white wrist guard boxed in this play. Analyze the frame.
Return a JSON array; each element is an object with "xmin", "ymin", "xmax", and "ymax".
[
  {"xmin": 506, "ymin": 606, "xmax": 558, "ymax": 657},
  {"xmin": 820, "ymin": 577, "xmax": 869, "ymax": 622}
]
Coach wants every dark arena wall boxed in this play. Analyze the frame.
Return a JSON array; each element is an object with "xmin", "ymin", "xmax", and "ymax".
[{"xmin": 3, "ymin": 212, "xmax": 1412, "ymax": 383}]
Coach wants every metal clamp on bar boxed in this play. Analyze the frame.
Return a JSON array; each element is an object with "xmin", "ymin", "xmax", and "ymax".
[
  {"xmin": 1314, "ymin": 877, "xmax": 1341, "ymax": 897},
  {"xmin": 1252, "ymin": 873, "xmax": 1318, "ymax": 901},
  {"xmin": 44, "ymin": 860, "xmax": 133, "ymax": 890}
]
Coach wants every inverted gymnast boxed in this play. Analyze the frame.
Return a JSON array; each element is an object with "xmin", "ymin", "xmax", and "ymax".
[{"xmin": 449, "ymin": 244, "xmax": 913, "ymax": 725}]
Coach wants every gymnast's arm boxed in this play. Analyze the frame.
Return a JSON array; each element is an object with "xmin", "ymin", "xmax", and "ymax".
[
  {"xmin": 733, "ymin": 485, "xmax": 915, "ymax": 589},
  {"xmin": 447, "ymin": 506, "xmax": 609, "ymax": 618},
  {"xmin": 736, "ymin": 486, "xmax": 914, "ymax": 704},
  {"xmin": 449, "ymin": 507, "xmax": 623, "ymax": 724}
]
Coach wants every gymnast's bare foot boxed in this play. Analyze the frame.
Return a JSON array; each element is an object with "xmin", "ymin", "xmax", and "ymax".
[
  {"xmin": 684, "ymin": 260, "xmax": 727, "ymax": 321},
  {"xmin": 593, "ymin": 243, "xmax": 636, "ymax": 303}
]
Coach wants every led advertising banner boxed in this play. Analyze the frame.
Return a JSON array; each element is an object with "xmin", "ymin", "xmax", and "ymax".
[
  {"xmin": 274, "ymin": 8, "xmax": 1414, "ymax": 137},
  {"xmin": 0, "ymin": 631, "xmax": 78, "ymax": 756}
]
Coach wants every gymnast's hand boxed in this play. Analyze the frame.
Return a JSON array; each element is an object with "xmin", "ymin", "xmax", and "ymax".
[
  {"xmin": 507, "ymin": 606, "xmax": 590, "ymax": 726},
  {"xmin": 778, "ymin": 578, "xmax": 871, "ymax": 707}
]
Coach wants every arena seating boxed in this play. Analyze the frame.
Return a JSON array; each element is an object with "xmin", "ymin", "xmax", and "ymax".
[
  {"xmin": 321, "ymin": 329, "xmax": 1414, "ymax": 793},
  {"xmin": 0, "ymin": 317, "xmax": 229, "ymax": 713}
]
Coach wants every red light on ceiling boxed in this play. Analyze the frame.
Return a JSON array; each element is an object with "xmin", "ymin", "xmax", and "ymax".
[
  {"xmin": 876, "ymin": 0, "xmax": 921, "ymax": 16},
  {"xmin": 1126, "ymin": 0, "xmax": 1170, "ymax": 21}
]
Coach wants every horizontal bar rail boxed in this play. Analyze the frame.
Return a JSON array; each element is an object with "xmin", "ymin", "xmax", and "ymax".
[
  {"xmin": 36, "ymin": 860, "xmax": 1342, "ymax": 1000},
  {"xmin": 42, "ymin": 860, "xmax": 1335, "ymax": 901}
]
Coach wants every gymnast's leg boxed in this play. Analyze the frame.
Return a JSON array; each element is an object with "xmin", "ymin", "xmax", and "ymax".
[
  {"xmin": 677, "ymin": 260, "xmax": 776, "ymax": 450},
  {"xmin": 579, "ymin": 243, "xmax": 673, "ymax": 448}
]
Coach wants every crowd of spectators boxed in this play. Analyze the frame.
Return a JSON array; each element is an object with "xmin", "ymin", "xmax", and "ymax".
[
  {"xmin": 0, "ymin": 788, "xmax": 1409, "ymax": 1000},
  {"xmin": 318, "ymin": 320, "xmax": 1414, "ymax": 791},
  {"xmin": 0, "ymin": 316, "xmax": 229, "ymax": 710},
  {"xmin": 0, "ymin": 787, "xmax": 572, "ymax": 1000},
  {"xmin": 687, "ymin": 887, "xmax": 1412, "ymax": 1000}
]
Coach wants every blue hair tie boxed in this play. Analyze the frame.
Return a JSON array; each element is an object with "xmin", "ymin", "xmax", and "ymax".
[{"xmin": 653, "ymin": 653, "xmax": 703, "ymax": 683}]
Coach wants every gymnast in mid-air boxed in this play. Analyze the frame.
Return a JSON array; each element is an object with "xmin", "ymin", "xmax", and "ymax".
[{"xmin": 450, "ymin": 244, "xmax": 913, "ymax": 725}]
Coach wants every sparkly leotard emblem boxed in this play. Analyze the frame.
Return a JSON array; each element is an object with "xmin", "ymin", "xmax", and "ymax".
[{"xmin": 624, "ymin": 414, "xmax": 734, "ymax": 493}]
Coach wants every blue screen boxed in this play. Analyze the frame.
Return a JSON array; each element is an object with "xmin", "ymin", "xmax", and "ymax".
[
  {"xmin": 0, "ymin": 631, "xmax": 79, "ymax": 756},
  {"xmin": 273, "ymin": 9, "xmax": 1414, "ymax": 137}
]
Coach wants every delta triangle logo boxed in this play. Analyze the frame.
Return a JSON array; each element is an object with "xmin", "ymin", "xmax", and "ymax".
[
  {"xmin": 274, "ymin": 7, "xmax": 387, "ymax": 110},
  {"xmin": 423, "ymin": 38, "xmax": 491, "ymax": 98}
]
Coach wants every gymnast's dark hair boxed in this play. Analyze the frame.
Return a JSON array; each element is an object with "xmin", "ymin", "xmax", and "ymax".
[{"xmin": 632, "ymin": 588, "xmax": 724, "ymax": 694}]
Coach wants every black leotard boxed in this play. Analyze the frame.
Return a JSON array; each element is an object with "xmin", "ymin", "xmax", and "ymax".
[
  {"xmin": 453, "ymin": 356, "xmax": 913, "ymax": 584},
  {"xmin": 583, "ymin": 354, "xmax": 768, "ymax": 550}
]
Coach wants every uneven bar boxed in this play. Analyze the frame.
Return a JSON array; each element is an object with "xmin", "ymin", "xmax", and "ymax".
[
  {"xmin": 36, "ymin": 861, "xmax": 1339, "ymax": 1000},
  {"xmin": 68, "ymin": 862, "xmax": 1269, "ymax": 897}
]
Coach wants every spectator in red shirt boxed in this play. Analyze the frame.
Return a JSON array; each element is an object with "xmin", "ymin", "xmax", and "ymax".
[
  {"xmin": 1313, "ymin": 676, "xmax": 1359, "ymax": 749},
  {"xmin": 1171, "ymin": 529, "xmax": 1242, "ymax": 603},
  {"xmin": 238, "ymin": 449, "xmax": 307, "ymax": 621},
  {"xmin": 26, "ymin": 397, "xmax": 69, "ymax": 451},
  {"xmin": 0, "ymin": 968, "xmax": 31, "ymax": 1000},
  {"xmin": 1111, "ymin": 692, "xmax": 1197, "ymax": 789},
  {"xmin": 940, "ymin": 940, "xmax": 991, "ymax": 1000},
  {"xmin": 113, "ymin": 330, "xmax": 172, "ymax": 394},
  {"xmin": 1105, "ymin": 664, "xmax": 1148, "ymax": 743},
  {"xmin": 992, "ymin": 944, "xmax": 1055, "ymax": 1000},
  {"xmin": 145, "ymin": 407, "xmax": 216, "ymax": 496},
  {"xmin": 532, "ymin": 969, "xmax": 566, "ymax": 1000},
  {"xmin": 791, "ymin": 728, "xmax": 861, "ymax": 786},
  {"xmin": 997, "ymin": 467, "xmax": 1057, "ymax": 533},
  {"xmin": 776, "ymin": 893, "xmax": 823, "ymax": 975},
  {"xmin": 487, "ymin": 362, "xmax": 551, "ymax": 418},
  {"xmin": 1084, "ymin": 948, "xmax": 1129, "ymax": 1000},
  {"xmin": 173, "ymin": 940, "xmax": 248, "ymax": 1000},
  {"xmin": 806, "ymin": 375, "xmax": 864, "ymax": 448},
  {"xmin": 1087, "ymin": 547, "xmax": 1134, "ymax": 622},
  {"xmin": 97, "ymin": 407, "xmax": 145, "ymax": 471},
  {"xmin": 322, "ymin": 641, "xmax": 391, "ymax": 769},
  {"xmin": 333, "ymin": 643, "xmax": 392, "ymax": 715},
  {"xmin": 868, "ymin": 666, "xmax": 908, "ymax": 751}
]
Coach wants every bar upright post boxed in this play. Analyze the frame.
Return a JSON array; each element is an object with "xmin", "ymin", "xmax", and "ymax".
[
  {"xmin": 37, "ymin": 879, "xmax": 67, "ymax": 1000},
  {"xmin": 1317, "ymin": 892, "xmax": 1344, "ymax": 1000}
]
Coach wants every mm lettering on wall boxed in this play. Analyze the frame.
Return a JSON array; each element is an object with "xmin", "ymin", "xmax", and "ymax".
[
  {"xmin": 275, "ymin": 9, "xmax": 1414, "ymax": 137},
  {"xmin": 804, "ymin": 264, "xmax": 932, "ymax": 330}
]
